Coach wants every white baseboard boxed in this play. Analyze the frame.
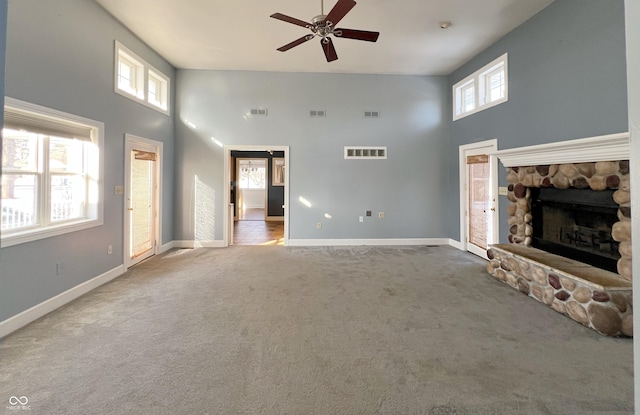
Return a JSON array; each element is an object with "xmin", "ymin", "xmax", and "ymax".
[
  {"xmin": 448, "ymin": 239, "xmax": 465, "ymax": 250},
  {"xmin": 172, "ymin": 240, "xmax": 226, "ymax": 248},
  {"xmin": 159, "ymin": 241, "xmax": 176, "ymax": 253},
  {"xmin": 0, "ymin": 264, "xmax": 126, "ymax": 339},
  {"xmin": 287, "ymin": 238, "xmax": 451, "ymax": 247}
]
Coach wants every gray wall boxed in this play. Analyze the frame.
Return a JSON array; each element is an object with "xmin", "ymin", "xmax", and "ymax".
[
  {"xmin": 175, "ymin": 71, "xmax": 449, "ymax": 241},
  {"xmin": 0, "ymin": 0, "xmax": 175, "ymax": 322},
  {"xmin": 446, "ymin": 0, "xmax": 628, "ymax": 242}
]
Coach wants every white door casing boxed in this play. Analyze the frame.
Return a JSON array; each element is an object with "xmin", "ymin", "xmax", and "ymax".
[{"xmin": 459, "ymin": 139, "xmax": 499, "ymax": 259}]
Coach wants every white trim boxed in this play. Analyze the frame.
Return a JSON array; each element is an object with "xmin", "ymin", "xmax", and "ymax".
[
  {"xmin": 448, "ymin": 239, "xmax": 464, "ymax": 250},
  {"xmin": 114, "ymin": 41, "xmax": 170, "ymax": 116},
  {"xmin": 0, "ymin": 265, "xmax": 125, "ymax": 339},
  {"xmin": 493, "ymin": 132, "xmax": 630, "ymax": 167},
  {"xmin": 459, "ymin": 139, "xmax": 499, "ymax": 259},
  {"xmin": 1, "ymin": 97, "xmax": 105, "ymax": 248},
  {"xmin": 287, "ymin": 238, "xmax": 451, "ymax": 247},
  {"xmin": 224, "ymin": 145, "xmax": 289, "ymax": 247},
  {"xmin": 124, "ymin": 134, "xmax": 163, "ymax": 269},
  {"xmin": 453, "ymin": 53, "xmax": 508, "ymax": 121},
  {"xmin": 172, "ymin": 240, "xmax": 226, "ymax": 248},
  {"xmin": 160, "ymin": 241, "xmax": 176, "ymax": 253}
]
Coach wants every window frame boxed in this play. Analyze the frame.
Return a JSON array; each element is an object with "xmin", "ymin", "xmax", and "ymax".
[
  {"xmin": 453, "ymin": 53, "xmax": 508, "ymax": 121},
  {"xmin": 114, "ymin": 41, "xmax": 170, "ymax": 116},
  {"xmin": 1, "ymin": 97, "xmax": 104, "ymax": 248}
]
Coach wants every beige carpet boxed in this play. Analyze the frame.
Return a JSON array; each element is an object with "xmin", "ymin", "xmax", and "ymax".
[{"xmin": 0, "ymin": 246, "xmax": 633, "ymax": 414}]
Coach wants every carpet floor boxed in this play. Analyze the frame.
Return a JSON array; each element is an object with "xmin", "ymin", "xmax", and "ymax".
[{"xmin": 0, "ymin": 246, "xmax": 633, "ymax": 414}]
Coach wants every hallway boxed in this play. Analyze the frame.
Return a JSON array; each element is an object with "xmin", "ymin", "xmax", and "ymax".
[{"xmin": 234, "ymin": 208, "xmax": 284, "ymax": 245}]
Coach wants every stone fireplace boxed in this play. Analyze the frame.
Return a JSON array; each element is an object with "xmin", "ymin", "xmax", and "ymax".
[{"xmin": 484, "ymin": 133, "xmax": 633, "ymax": 337}]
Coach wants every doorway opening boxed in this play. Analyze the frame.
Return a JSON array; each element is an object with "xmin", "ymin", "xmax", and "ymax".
[
  {"xmin": 124, "ymin": 134, "xmax": 162, "ymax": 268},
  {"xmin": 224, "ymin": 146, "xmax": 289, "ymax": 246},
  {"xmin": 459, "ymin": 139, "xmax": 499, "ymax": 259}
]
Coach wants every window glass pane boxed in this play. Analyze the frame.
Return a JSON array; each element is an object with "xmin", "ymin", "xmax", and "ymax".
[
  {"xmin": 487, "ymin": 69, "xmax": 505, "ymax": 102},
  {"xmin": 118, "ymin": 60, "xmax": 135, "ymax": 92},
  {"xmin": 1, "ymin": 174, "xmax": 38, "ymax": 230},
  {"xmin": 239, "ymin": 164, "xmax": 266, "ymax": 189},
  {"xmin": 2, "ymin": 131, "xmax": 38, "ymax": 171},
  {"xmin": 148, "ymin": 78, "xmax": 158, "ymax": 104},
  {"xmin": 50, "ymin": 174, "xmax": 85, "ymax": 222},
  {"xmin": 462, "ymin": 85, "xmax": 475, "ymax": 112},
  {"xmin": 50, "ymin": 137, "xmax": 84, "ymax": 173}
]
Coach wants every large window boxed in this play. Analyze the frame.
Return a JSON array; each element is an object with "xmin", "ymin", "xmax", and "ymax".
[
  {"xmin": 115, "ymin": 41, "xmax": 170, "ymax": 115},
  {"xmin": 238, "ymin": 160, "xmax": 266, "ymax": 189},
  {"xmin": 1, "ymin": 98, "xmax": 104, "ymax": 247},
  {"xmin": 453, "ymin": 53, "xmax": 508, "ymax": 120}
]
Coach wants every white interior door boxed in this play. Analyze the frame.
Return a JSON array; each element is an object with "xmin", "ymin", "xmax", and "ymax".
[
  {"xmin": 460, "ymin": 140, "xmax": 499, "ymax": 259},
  {"xmin": 125, "ymin": 137, "xmax": 160, "ymax": 268}
]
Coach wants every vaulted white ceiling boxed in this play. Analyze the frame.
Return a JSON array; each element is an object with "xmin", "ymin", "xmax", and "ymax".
[{"xmin": 95, "ymin": 0, "xmax": 554, "ymax": 75}]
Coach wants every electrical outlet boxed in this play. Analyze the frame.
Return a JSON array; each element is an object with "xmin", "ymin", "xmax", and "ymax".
[
  {"xmin": 107, "ymin": 244, "xmax": 113, "ymax": 255},
  {"xmin": 359, "ymin": 216, "xmax": 364, "ymax": 223},
  {"xmin": 114, "ymin": 185, "xmax": 124, "ymax": 195},
  {"xmin": 378, "ymin": 212, "xmax": 385, "ymax": 219},
  {"xmin": 498, "ymin": 186, "xmax": 509, "ymax": 196},
  {"xmin": 316, "ymin": 222, "xmax": 322, "ymax": 230},
  {"xmin": 56, "ymin": 262, "xmax": 64, "ymax": 275}
]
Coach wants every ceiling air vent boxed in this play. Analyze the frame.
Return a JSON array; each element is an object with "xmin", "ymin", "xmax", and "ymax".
[
  {"xmin": 364, "ymin": 111, "xmax": 380, "ymax": 118},
  {"xmin": 309, "ymin": 110, "xmax": 326, "ymax": 117},
  {"xmin": 344, "ymin": 146, "xmax": 387, "ymax": 159},
  {"xmin": 250, "ymin": 108, "xmax": 268, "ymax": 116}
]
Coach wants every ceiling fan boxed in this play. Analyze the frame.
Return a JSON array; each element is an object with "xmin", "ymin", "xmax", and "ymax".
[{"xmin": 270, "ymin": 0, "xmax": 380, "ymax": 63}]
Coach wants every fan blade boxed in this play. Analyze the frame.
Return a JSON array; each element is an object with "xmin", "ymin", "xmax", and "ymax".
[
  {"xmin": 321, "ymin": 38, "xmax": 338, "ymax": 62},
  {"xmin": 334, "ymin": 28, "xmax": 379, "ymax": 42},
  {"xmin": 270, "ymin": 13, "xmax": 311, "ymax": 28},
  {"xmin": 277, "ymin": 35, "xmax": 314, "ymax": 52},
  {"xmin": 324, "ymin": 0, "xmax": 357, "ymax": 27}
]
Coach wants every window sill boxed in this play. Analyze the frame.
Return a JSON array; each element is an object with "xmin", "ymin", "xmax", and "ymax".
[{"xmin": 1, "ymin": 218, "xmax": 103, "ymax": 248}]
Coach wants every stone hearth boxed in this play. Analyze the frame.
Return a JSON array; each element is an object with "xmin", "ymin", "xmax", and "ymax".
[{"xmin": 486, "ymin": 133, "xmax": 632, "ymax": 336}]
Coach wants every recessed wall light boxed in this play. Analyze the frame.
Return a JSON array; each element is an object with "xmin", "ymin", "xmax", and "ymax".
[{"xmin": 439, "ymin": 21, "xmax": 453, "ymax": 29}]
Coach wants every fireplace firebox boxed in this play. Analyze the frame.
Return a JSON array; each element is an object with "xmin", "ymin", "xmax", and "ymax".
[{"xmin": 530, "ymin": 187, "xmax": 620, "ymax": 273}]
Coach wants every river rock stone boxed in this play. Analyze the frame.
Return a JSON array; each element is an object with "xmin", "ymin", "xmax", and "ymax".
[
  {"xmin": 606, "ymin": 175, "xmax": 620, "ymax": 189},
  {"xmin": 612, "ymin": 221, "xmax": 632, "ymax": 242},
  {"xmin": 513, "ymin": 183, "xmax": 527, "ymax": 198},
  {"xmin": 619, "ymin": 160, "xmax": 630, "ymax": 175},
  {"xmin": 524, "ymin": 237, "xmax": 532, "ymax": 246},
  {"xmin": 506, "ymin": 258, "xmax": 520, "ymax": 273},
  {"xmin": 548, "ymin": 273, "xmax": 561, "ymax": 289},
  {"xmin": 551, "ymin": 175, "xmax": 570, "ymax": 189},
  {"xmin": 508, "ymin": 192, "xmax": 517, "ymax": 203},
  {"xmin": 610, "ymin": 293, "xmax": 628, "ymax": 313},
  {"xmin": 572, "ymin": 176, "xmax": 589, "ymax": 189},
  {"xmin": 589, "ymin": 175, "xmax": 607, "ymax": 191},
  {"xmin": 559, "ymin": 164, "xmax": 578, "ymax": 178},
  {"xmin": 541, "ymin": 177, "xmax": 552, "ymax": 187},
  {"xmin": 520, "ymin": 269, "xmax": 532, "ymax": 282},
  {"xmin": 494, "ymin": 269, "xmax": 507, "ymax": 281},
  {"xmin": 560, "ymin": 278, "xmax": 576, "ymax": 291},
  {"xmin": 619, "ymin": 241, "xmax": 632, "ymax": 257},
  {"xmin": 536, "ymin": 165, "xmax": 550, "ymax": 176},
  {"xmin": 517, "ymin": 199, "xmax": 530, "ymax": 211},
  {"xmin": 588, "ymin": 303, "xmax": 622, "ymax": 336},
  {"xmin": 622, "ymin": 314, "xmax": 633, "ymax": 337},
  {"xmin": 507, "ymin": 171, "xmax": 519, "ymax": 184},
  {"xmin": 617, "ymin": 259, "xmax": 632, "ymax": 281},
  {"xmin": 510, "ymin": 225, "xmax": 518, "ymax": 235},
  {"xmin": 549, "ymin": 164, "xmax": 559, "ymax": 177},
  {"xmin": 619, "ymin": 206, "xmax": 631, "ymax": 219},
  {"xmin": 619, "ymin": 174, "xmax": 630, "ymax": 191},
  {"xmin": 531, "ymin": 285, "xmax": 544, "ymax": 301},
  {"xmin": 555, "ymin": 290, "xmax": 570, "ymax": 301},
  {"xmin": 507, "ymin": 203, "xmax": 518, "ymax": 216},
  {"xmin": 592, "ymin": 291, "xmax": 610, "ymax": 302},
  {"xmin": 613, "ymin": 190, "xmax": 631, "ymax": 205},
  {"xmin": 542, "ymin": 287, "xmax": 555, "ymax": 305},
  {"xmin": 531, "ymin": 267, "xmax": 547, "ymax": 285},
  {"xmin": 573, "ymin": 287, "xmax": 592, "ymax": 303},
  {"xmin": 487, "ymin": 249, "xmax": 495, "ymax": 260},
  {"xmin": 595, "ymin": 161, "xmax": 618, "ymax": 175},
  {"xmin": 566, "ymin": 301, "xmax": 589, "ymax": 325},
  {"xmin": 524, "ymin": 213, "xmax": 533, "ymax": 223},
  {"xmin": 518, "ymin": 278, "xmax": 530, "ymax": 295},
  {"xmin": 576, "ymin": 163, "xmax": 596, "ymax": 178},
  {"xmin": 518, "ymin": 260, "xmax": 530, "ymax": 271},
  {"xmin": 522, "ymin": 175, "xmax": 534, "ymax": 187},
  {"xmin": 505, "ymin": 273, "xmax": 518, "ymax": 288},
  {"xmin": 551, "ymin": 299, "xmax": 567, "ymax": 314}
]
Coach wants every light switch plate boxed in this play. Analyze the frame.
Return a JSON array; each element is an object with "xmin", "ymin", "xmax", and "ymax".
[
  {"xmin": 115, "ymin": 185, "xmax": 124, "ymax": 195},
  {"xmin": 498, "ymin": 186, "xmax": 509, "ymax": 196}
]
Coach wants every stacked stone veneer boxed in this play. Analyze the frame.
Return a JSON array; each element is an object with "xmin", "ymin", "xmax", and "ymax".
[
  {"xmin": 505, "ymin": 161, "xmax": 632, "ymax": 282},
  {"xmin": 486, "ymin": 245, "xmax": 633, "ymax": 337}
]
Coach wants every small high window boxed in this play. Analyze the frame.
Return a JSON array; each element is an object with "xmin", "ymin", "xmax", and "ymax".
[
  {"xmin": 453, "ymin": 53, "xmax": 508, "ymax": 120},
  {"xmin": 115, "ymin": 41, "xmax": 170, "ymax": 115}
]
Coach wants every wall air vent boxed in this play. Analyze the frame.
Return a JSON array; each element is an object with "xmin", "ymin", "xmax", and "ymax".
[
  {"xmin": 250, "ymin": 108, "xmax": 268, "ymax": 116},
  {"xmin": 309, "ymin": 110, "xmax": 326, "ymax": 117},
  {"xmin": 344, "ymin": 146, "xmax": 387, "ymax": 159},
  {"xmin": 364, "ymin": 111, "xmax": 380, "ymax": 118}
]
